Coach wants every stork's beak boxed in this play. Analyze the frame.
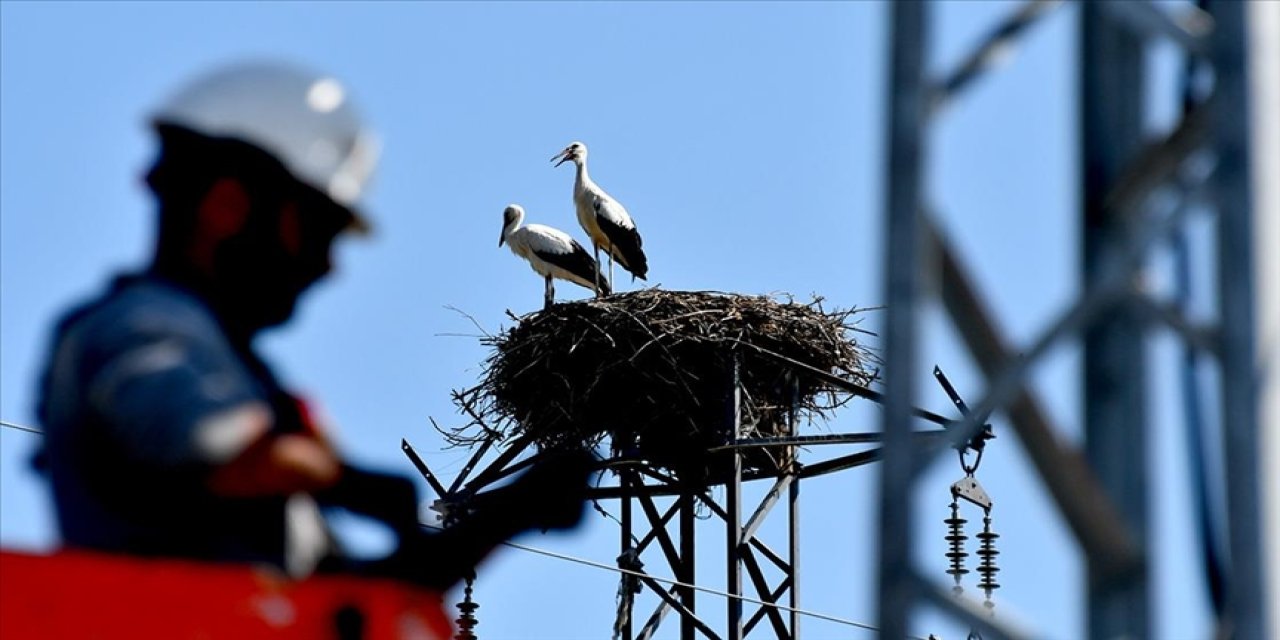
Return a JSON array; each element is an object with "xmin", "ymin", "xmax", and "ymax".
[{"xmin": 551, "ymin": 148, "xmax": 572, "ymax": 167}]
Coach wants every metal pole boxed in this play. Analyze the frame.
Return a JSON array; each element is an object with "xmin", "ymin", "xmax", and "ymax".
[
  {"xmin": 788, "ymin": 385, "xmax": 801, "ymax": 640},
  {"xmin": 725, "ymin": 358, "xmax": 743, "ymax": 640},
  {"xmin": 1243, "ymin": 4, "xmax": 1280, "ymax": 637},
  {"xmin": 621, "ymin": 470, "xmax": 635, "ymax": 640},
  {"xmin": 1080, "ymin": 4, "xmax": 1150, "ymax": 638},
  {"xmin": 680, "ymin": 491, "xmax": 696, "ymax": 640},
  {"xmin": 1208, "ymin": 1, "xmax": 1268, "ymax": 637},
  {"xmin": 788, "ymin": 474, "xmax": 800, "ymax": 640},
  {"xmin": 878, "ymin": 1, "xmax": 928, "ymax": 637}
]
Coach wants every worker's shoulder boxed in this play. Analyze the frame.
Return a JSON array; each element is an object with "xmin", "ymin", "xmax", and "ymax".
[{"xmin": 56, "ymin": 275, "xmax": 223, "ymax": 352}]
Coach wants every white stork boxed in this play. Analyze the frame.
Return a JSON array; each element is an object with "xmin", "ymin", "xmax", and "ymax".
[
  {"xmin": 499, "ymin": 204, "xmax": 610, "ymax": 309},
  {"xmin": 551, "ymin": 141, "xmax": 648, "ymax": 293}
]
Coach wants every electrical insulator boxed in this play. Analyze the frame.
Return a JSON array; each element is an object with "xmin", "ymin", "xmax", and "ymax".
[
  {"xmin": 945, "ymin": 499, "xmax": 970, "ymax": 595},
  {"xmin": 976, "ymin": 513, "xmax": 1001, "ymax": 608},
  {"xmin": 455, "ymin": 575, "xmax": 480, "ymax": 640}
]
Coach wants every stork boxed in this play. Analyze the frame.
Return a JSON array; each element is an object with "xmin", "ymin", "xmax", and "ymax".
[
  {"xmin": 551, "ymin": 141, "xmax": 648, "ymax": 294},
  {"xmin": 498, "ymin": 204, "xmax": 610, "ymax": 309}
]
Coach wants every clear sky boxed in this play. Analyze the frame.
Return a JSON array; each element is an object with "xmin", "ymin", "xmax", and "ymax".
[{"xmin": 1, "ymin": 2, "xmax": 1212, "ymax": 639}]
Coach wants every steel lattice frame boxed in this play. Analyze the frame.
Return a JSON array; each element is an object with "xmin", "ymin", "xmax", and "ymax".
[
  {"xmin": 408, "ymin": 357, "xmax": 967, "ymax": 640},
  {"xmin": 876, "ymin": 1, "xmax": 1267, "ymax": 639}
]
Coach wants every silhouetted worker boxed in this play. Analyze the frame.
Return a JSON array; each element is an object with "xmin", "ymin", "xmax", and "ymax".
[{"xmin": 34, "ymin": 61, "xmax": 590, "ymax": 590}]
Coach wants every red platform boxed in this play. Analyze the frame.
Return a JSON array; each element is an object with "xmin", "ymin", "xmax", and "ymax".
[{"xmin": 0, "ymin": 549, "xmax": 453, "ymax": 639}]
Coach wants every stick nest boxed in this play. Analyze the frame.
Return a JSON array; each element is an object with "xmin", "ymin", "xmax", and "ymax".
[{"xmin": 451, "ymin": 290, "xmax": 878, "ymax": 480}]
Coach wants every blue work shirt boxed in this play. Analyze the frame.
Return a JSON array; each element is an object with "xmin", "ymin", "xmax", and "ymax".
[{"xmin": 36, "ymin": 274, "xmax": 292, "ymax": 566}]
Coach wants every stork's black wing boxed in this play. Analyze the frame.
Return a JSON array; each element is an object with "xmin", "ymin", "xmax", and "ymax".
[
  {"xmin": 595, "ymin": 199, "xmax": 648, "ymax": 280},
  {"xmin": 535, "ymin": 240, "xmax": 611, "ymax": 295}
]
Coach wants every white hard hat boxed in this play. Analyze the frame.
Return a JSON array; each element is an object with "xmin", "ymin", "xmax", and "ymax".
[{"xmin": 152, "ymin": 60, "xmax": 379, "ymax": 229}]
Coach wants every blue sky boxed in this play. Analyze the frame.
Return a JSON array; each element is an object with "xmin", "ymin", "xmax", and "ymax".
[{"xmin": 1, "ymin": 2, "xmax": 1212, "ymax": 638}]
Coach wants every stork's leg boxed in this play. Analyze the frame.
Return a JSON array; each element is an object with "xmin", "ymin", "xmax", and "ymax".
[
  {"xmin": 608, "ymin": 242, "xmax": 616, "ymax": 288},
  {"xmin": 592, "ymin": 244, "xmax": 603, "ymax": 298},
  {"xmin": 544, "ymin": 275, "xmax": 554, "ymax": 310}
]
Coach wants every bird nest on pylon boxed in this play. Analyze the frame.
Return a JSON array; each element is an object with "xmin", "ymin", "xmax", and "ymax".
[{"xmin": 449, "ymin": 289, "xmax": 878, "ymax": 482}]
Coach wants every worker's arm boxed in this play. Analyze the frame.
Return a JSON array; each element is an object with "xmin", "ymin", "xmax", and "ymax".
[
  {"xmin": 202, "ymin": 404, "xmax": 342, "ymax": 497},
  {"xmin": 87, "ymin": 305, "xmax": 339, "ymax": 496}
]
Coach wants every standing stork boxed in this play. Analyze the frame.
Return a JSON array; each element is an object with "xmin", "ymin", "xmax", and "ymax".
[
  {"xmin": 498, "ymin": 204, "xmax": 610, "ymax": 309},
  {"xmin": 551, "ymin": 141, "xmax": 648, "ymax": 294}
]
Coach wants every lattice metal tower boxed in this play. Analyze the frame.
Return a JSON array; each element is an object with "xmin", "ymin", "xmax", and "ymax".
[
  {"xmin": 876, "ymin": 1, "xmax": 1275, "ymax": 639},
  {"xmin": 412, "ymin": 351, "xmax": 984, "ymax": 640}
]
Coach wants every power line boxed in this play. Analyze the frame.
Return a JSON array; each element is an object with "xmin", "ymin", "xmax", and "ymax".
[
  {"xmin": 0, "ymin": 420, "xmax": 42, "ymax": 435},
  {"xmin": 494, "ymin": 535, "xmax": 933, "ymax": 640}
]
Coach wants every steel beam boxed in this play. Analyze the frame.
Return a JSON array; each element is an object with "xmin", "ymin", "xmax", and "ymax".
[
  {"xmin": 1242, "ymin": 4, "xmax": 1280, "ymax": 637},
  {"xmin": 680, "ymin": 492, "xmax": 697, "ymax": 640},
  {"xmin": 1081, "ymin": 4, "xmax": 1150, "ymax": 637},
  {"xmin": 1207, "ymin": 1, "xmax": 1268, "ymax": 637},
  {"xmin": 741, "ymin": 549, "xmax": 789, "ymax": 638},
  {"xmin": 696, "ymin": 495, "xmax": 790, "ymax": 572},
  {"xmin": 725, "ymin": 360, "xmax": 744, "ymax": 640},
  {"xmin": 788, "ymin": 465, "xmax": 800, "ymax": 638},
  {"xmin": 638, "ymin": 575, "xmax": 721, "ymax": 640},
  {"xmin": 621, "ymin": 470, "xmax": 636, "ymax": 640},
  {"xmin": 878, "ymin": 1, "xmax": 929, "ymax": 637},
  {"xmin": 740, "ymin": 475, "xmax": 793, "ymax": 542},
  {"xmin": 929, "ymin": 0, "xmax": 1063, "ymax": 116}
]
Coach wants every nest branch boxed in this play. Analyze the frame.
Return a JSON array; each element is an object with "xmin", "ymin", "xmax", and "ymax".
[{"xmin": 449, "ymin": 289, "xmax": 878, "ymax": 479}]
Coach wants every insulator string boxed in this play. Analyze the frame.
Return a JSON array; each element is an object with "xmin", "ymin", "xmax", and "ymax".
[
  {"xmin": 945, "ymin": 499, "xmax": 970, "ymax": 595},
  {"xmin": 976, "ymin": 513, "xmax": 1002, "ymax": 609}
]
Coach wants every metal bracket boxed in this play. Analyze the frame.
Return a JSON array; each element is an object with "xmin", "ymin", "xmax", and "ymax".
[{"xmin": 951, "ymin": 476, "xmax": 993, "ymax": 512}]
